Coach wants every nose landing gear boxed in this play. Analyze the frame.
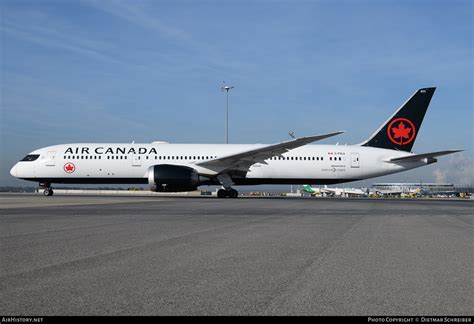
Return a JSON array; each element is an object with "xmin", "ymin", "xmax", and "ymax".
[{"xmin": 40, "ymin": 182, "xmax": 54, "ymax": 196}]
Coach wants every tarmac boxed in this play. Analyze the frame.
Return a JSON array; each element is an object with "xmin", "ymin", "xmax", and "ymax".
[{"xmin": 0, "ymin": 193, "xmax": 472, "ymax": 316}]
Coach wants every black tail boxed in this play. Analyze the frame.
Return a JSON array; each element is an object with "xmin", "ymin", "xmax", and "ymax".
[{"xmin": 361, "ymin": 87, "xmax": 436, "ymax": 152}]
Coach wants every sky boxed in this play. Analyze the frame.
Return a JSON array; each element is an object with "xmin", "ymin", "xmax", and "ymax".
[{"xmin": 0, "ymin": 0, "xmax": 473, "ymax": 187}]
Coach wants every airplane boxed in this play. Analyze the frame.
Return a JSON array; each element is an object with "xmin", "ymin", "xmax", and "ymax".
[
  {"xmin": 370, "ymin": 188, "xmax": 405, "ymax": 197},
  {"xmin": 302, "ymin": 185, "xmax": 324, "ymax": 195},
  {"xmin": 10, "ymin": 87, "xmax": 462, "ymax": 198},
  {"xmin": 302, "ymin": 185, "xmax": 367, "ymax": 197}
]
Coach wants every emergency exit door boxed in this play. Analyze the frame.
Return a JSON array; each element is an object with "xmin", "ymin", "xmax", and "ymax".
[{"xmin": 350, "ymin": 153, "xmax": 360, "ymax": 168}]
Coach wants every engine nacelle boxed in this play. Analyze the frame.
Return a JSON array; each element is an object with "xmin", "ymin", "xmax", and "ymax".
[{"xmin": 148, "ymin": 164, "xmax": 202, "ymax": 192}]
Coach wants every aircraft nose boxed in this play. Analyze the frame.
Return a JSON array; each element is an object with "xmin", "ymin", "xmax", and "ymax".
[{"xmin": 10, "ymin": 164, "xmax": 18, "ymax": 177}]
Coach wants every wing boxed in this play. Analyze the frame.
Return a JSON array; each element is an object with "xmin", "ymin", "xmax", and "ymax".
[
  {"xmin": 196, "ymin": 131, "xmax": 344, "ymax": 174},
  {"xmin": 386, "ymin": 149, "xmax": 463, "ymax": 163}
]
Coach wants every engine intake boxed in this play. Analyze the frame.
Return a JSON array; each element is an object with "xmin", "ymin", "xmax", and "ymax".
[{"xmin": 148, "ymin": 164, "xmax": 203, "ymax": 192}]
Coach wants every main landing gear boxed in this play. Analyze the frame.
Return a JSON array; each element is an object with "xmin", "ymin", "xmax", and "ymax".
[
  {"xmin": 40, "ymin": 182, "xmax": 54, "ymax": 196},
  {"xmin": 216, "ymin": 173, "xmax": 238, "ymax": 198},
  {"xmin": 217, "ymin": 188, "xmax": 239, "ymax": 198}
]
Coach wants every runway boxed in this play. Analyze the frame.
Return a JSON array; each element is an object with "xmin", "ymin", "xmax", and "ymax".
[{"xmin": 0, "ymin": 194, "xmax": 472, "ymax": 315}]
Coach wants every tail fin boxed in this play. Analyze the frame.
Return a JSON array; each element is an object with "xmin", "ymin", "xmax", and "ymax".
[{"xmin": 361, "ymin": 87, "xmax": 436, "ymax": 152}]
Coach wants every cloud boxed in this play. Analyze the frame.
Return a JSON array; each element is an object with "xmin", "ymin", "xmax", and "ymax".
[
  {"xmin": 84, "ymin": 0, "xmax": 210, "ymax": 55},
  {"xmin": 82, "ymin": 0, "xmax": 238, "ymax": 73},
  {"xmin": 433, "ymin": 168, "xmax": 447, "ymax": 183},
  {"xmin": 0, "ymin": 17, "xmax": 128, "ymax": 66},
  {"xmin": 433, "ymin": 152, "xmax": 474, "ymax": 185},
  {"xmin": 84, "ymin": 0, "xmax": 192, "ymax": 42}
]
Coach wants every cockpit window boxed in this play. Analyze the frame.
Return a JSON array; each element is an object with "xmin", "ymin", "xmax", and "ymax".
[{"xmin": 21, "ymin": 154, "xmax": 40, "ymax": 162}]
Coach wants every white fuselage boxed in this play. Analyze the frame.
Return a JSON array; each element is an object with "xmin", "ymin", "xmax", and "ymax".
[{"xmin": 10, "ymin": 142, "xmax": 429, "ymax": 186}]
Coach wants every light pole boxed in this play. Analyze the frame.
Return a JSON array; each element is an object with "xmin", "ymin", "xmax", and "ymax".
[{"xmin": 221, "ymin": 82, "xmax": 234, "ymax": 144}]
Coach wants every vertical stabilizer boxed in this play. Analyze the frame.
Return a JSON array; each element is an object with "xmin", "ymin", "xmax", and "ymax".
[{"xmin": 361, "ymin": 88, "xmax": 436, "ymax": 152}]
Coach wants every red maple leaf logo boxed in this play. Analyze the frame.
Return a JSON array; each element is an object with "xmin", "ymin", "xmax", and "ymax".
[
  {"xmin": 391, "ymin": 121, "xmax": 411, "ymax": 144},
  {"xmin": 64, "ymin": 162, "xmax": 75, "ymax": 173},
  {"xmin": 387, "ymin": 118, "xmax": 416, "ymax": 145}
]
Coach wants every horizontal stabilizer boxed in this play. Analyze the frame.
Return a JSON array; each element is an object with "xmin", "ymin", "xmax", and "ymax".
[{"xmin": 387, "ymin": 150, "xmax": 463, "ymax": 163}]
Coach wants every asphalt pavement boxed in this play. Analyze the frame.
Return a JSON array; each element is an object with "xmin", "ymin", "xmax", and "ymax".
[{"xmin": 0, "ymin": 195, "xmax": 472, "ymax": 315}]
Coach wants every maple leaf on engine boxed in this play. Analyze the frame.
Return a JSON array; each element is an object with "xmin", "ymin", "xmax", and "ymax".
[{"xmin": 391, "ymin": 121, "xmax": 411, "ymax": 144}]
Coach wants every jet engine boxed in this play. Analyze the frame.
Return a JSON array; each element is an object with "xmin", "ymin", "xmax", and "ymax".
[{"xmin": 148, "ymin": 164, "xmax": 205, "ymax": 192}]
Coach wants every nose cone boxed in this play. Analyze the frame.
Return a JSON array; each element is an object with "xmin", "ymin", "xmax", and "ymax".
[{"xmin": 10, "ymin": 164, "xmax": 18, "ymax": 177}]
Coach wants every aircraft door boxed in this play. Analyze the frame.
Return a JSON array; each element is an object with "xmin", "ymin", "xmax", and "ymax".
[
  {"xmin": 132, "ymin": 154, "xmax": 141, "ymax": 166},
  {"xmin": 46, "ymin": 151, "xmax": 56, "ymax": 166},
  {"xmin": 350, "ymin": 153, "xmax": 360, "ymax": 168}
]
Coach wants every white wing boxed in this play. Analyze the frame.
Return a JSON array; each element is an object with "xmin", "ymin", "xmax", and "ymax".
[{"xmin": 196, "ymin": 131, "xmax": 344, "ymax": 174}]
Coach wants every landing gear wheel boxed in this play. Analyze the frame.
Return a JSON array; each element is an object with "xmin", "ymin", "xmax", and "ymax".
[
  {"xmin": 217, "ymin": 189, "xmax": 227, "ymax": 198},
  {"xmin": 228, "ymin": 189, "xmax": 238, "ymax": 198},
  {"xmin": 217, "ymin": 188, "xmax": 238, "ymax": 198},
  {"xmin": 43, "ymin": 188, "xmax": 54, "ymax": 196}
]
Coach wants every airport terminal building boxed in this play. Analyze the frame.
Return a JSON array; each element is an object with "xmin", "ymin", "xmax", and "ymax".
[{"xmin": 371, "ymin": 183, "xmax": 473, "ymax": 195}]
